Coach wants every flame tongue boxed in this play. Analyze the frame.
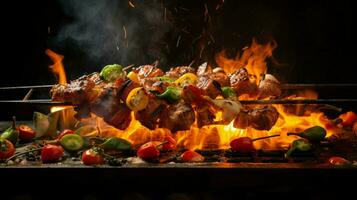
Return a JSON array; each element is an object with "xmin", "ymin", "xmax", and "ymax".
[{"xmin": 46, "ymin": 49, "xmax": 67, "ymax": 84}]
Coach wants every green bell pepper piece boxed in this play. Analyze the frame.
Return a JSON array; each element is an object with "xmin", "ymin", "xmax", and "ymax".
[
  {"xmin": 221, "ymin": 87, "xmax": 236, "ymax": 98},
  {"xmin": 100, "ymin": 137, "xmax": 132, "ymax": 151},
  {"xmin": 157, "ymin": 86, "xmax": 182, "ymax": 103},
  {"xmin": 286, "ymin": 139, "xmax": 312, "ymax": 158},
  {"xmin": 100, "ymin": 64, "xmax": 125, "ymax": 82}
]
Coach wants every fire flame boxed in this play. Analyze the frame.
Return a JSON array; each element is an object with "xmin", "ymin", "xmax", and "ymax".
[{"xmin": 46, "ymin": 49, "xmax": 67, "ymax": 84}]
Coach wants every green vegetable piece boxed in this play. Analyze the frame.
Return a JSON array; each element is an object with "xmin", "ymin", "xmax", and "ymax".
[
  {"xmin": 1, "ymin": 117, "xmax": 19, "ymax": 145},
  {"xmin": 156, "ymin": 86, "xmax": 182, "ymax": 103},
  {"xmin": 74, "ymin": 125, "xmax": 97, "ymax": 137},
  {"xmin": 100, "ymin": 64, "xmax": 125, "ymax": 82},
  {"xmin": 285, "ymin": 139, "xmax": 312, "ymax": 158},
  {"xmin": 221, "ymin": 87, "xmax": 236, "ymax": 98},
  {"xmin": 60, "ymin": 134, "xmax": 84, "ymax": 151},
  {"xmin": 288, "ymin": 126, "xmax": 326, "ymax": 142},
  {"xmin": 100, "ymin": 137, "xmax": 132, "ymax": 151},
  {"xmin": 154, "ymin": 76, "xmax": 174, "ymax": 82}
]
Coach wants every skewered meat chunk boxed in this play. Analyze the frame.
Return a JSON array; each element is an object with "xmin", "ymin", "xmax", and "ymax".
[
  {"xmin": 50, "ymin": 73, "xmax": 102, "ymax": 104},
  {"xmin": 258, "ymin": 74, "xmax": 281, "ymax": 99},
  {"xmin": 229, "ymin": 68, "xmax": 258, "ymax": 97},
  {"xmin": 134, "ymin": 65, "xmax": 164, "ymax": 80},
  {"xmin": 165, "ymin": 66, "xmax": 195, "ymax": 79},
  {"xmin": 141, "ymin": 78, "xmax": 170, "ymax": 94},
  {"xmin": 196, "ymin": 75, "xmax": 222, "ymax": 98},
  {"xmin": 197, "ymin": 106, "xmax": 216, "ymax": 127},
  {"xmin": 159, "ymin": 101, "xmax": 195, "ymax": 132},
  {"xmin": 210, "ymin": 70, "xmax": 230, "ymax": 87},
  {"xmin": 106, "ymin": 104, "xmax": 132, "ymax": 130},
  {"xmin": 196, "ymin": 62, "xmax": 211, "ymax": 76},
  {"xmin": 135, "ymin": 97, "xmax": 165, "ymax": 129},
  {"xmin": 234, "ymin": 106, "xmax": 279, "ymax": 130}
]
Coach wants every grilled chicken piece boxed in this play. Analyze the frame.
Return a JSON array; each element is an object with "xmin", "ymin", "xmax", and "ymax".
[
  {"xmin": 258, "ymin": 74, "xmax": 281, "ymax": 99},
  {"xmin": 135, "ymin": 97, "xmax": 165, "ymax": 129},
  {"xmin": 159, "ymin": 101, "xmax": 195, "ymax": 132},
  {"xmin": 106, "ymin": 104, "xmax": 132, "ymax": 130},
  {"xmin": 165, "ymin": 66, "xmax": 195, "ymax": 79},
  {"xmin": 141, "ymin": 78, "xmax": 170, "ymax": 94},
  {"xmin": 134, "ymin": 65, "xmax": 164, "ymax": 80},
  {"xmin": 229, "ymin": 68, "xmax": 258, "ymax": 97},
  {"xmin": 196, "ymin": 75, "xmax": 222, "ymax": 98},
  {"xmin": 234, "ymin": 106, "xmax": 279, "ymax": 130},
  {"xmin": 51, "ymin": 73, "xmax": 103, "ymax": 104},
  {"xmin": 197, "ymin": 106, "xmax": 216, "ymax": 128}
]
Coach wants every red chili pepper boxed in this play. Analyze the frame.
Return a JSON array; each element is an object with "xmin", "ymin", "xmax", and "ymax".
[
  {"xmin": 160, "ymin": 136, "xmax": 177, "ymax": 152},
  {"xmin": 339, "ymin": 111, "xmax": 357, "ymax": 127},
  {"xmin": 18, "ymin": 125, "xmax": 36, "ymax": 141},
  {"xmin": 180, "ymin": 150, "xmax": 204, "ymax": 162},
  {"xmin": 56, "ymin": 129, "xmax": 74, "ymax": 140},
  {"xmin": 0, "ymin": 138, "xmax": 15, "ymax": 160},
  {"xmin": 137, "ymin": 142, "xmax": 160, "ymax": 160},
  {"xmin": 230, "ymin": 134, "xmax": 280, "ymax": 153},
  {"xmin": 41, "ymin": 144, "xmax": 64, "ymax": 163},
  {"xmin": 81, "ymin": 149, "xmax": 104, "ymax": 165}
]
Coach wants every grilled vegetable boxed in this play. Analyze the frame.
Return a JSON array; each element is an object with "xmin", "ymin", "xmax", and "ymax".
[
  {"xmin": 18, "ymin": 125, "xmax": 36, "ymax": 141},
  {"xmin": 285, "ymin": 139, "xmax": 312, "ymax": 158},
  {"xmin": 221, "ymin": 87, "xmax": 236, "ymax": 99},
  {"xmin": 1, "ymin": 117, "xmax": 19, "ymax": 145},
  {"xmin": 137, "ymin": 142, "xmax": 160, "ymax": 160},
  {"xmin": 328, "ymin": 156, "xmax": 351, "ymax": 166},
  {"xmin": 100, "ymin": 64, "xmax": 125, "ymax": 82},
  {"xmin": 0, "ymin": 138, "xmax": 15, "ymax": 160},
  {"xmin": 100, "ymin": 137, "xmax": 132, "ymax": 151},
  {"xmin": 180, "ymin": 150, "xmax": 204, "ymax": 162},
  {"xmin": 157, "ymin": 86, "xmax": 182, "ymax": 103},
  {"xmin": 159, "ymin": 136, "xmax": 177, "ymax": 151},
  {"xmin": 82, "ymin": 148, "xmax": 104, "ymax": 165},
  {"xmin": 205, "ymin": 97, "xmax": 242, "ymax": 124},
  {"xmin": 56, "ymin": 129, "xmax": 74, "ymax": 140},
  {"xmin": 41, "ymin": 144, "xmax": 64, "ymax": 163},
  {"xmin": 287, "ymin": 126, "xmax": 326, "ymax": 142},
  {"xmin": 230, "ymin": 134, "xmax": 280, "ymax": 153},
  {"xmin": 60, "ymin": 134, "xmax": 84, "ymax": 152},
  {"xmin": 174, "ymin": 73, "xmax": 198, "ymax": 86},
  {"xmin": 125, "ymin": 87, "xmax": 149, "ymax": 111},
  {"xmin": 127, "ymin": 71, "xmax": 139, "ymax": 83}
]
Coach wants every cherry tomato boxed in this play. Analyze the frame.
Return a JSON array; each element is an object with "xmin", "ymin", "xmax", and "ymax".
[
  {"xmin": 339, "ymin": 111, "xmax": 357, "ymax": 127},
  {"xmin": 18, "ymin": 125, "xmax": 36, "ymax": 141},
  {"xmin": 56, "ymin": 129, "xmax": 74, "ymax": 140},
  {"xmin": 137, "ymin": 142, "xmax": 160, "ymax": 160},
  {"xmin": 82, "ymin": 149, "xmax": 104, "ymax": 165},
  {"xmin": 328, "ymin": 156, "xmax": 351, "ymax": 166},
  {"xmin": 230, "ymin": 137, "xmax": 255, "ymax": 153},
  {"xmin": 180, "ymin": 150, "xmax": 204, "ymax": 162},
  {"xmin": 160, "ymin": 136, "xmax": 177, "ymax": 151},
  {"xmin": 0, "ymin": 138, "xmax": 15, "ymax": 160},
  {"xmin": 41, "ymin": 144, "xmax": 64, "ymax": 163}
]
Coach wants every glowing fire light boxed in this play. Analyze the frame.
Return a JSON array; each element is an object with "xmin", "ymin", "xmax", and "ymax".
[{"xmin": 46, "ymin": 49, "xmax": 67, "ymax": 84}]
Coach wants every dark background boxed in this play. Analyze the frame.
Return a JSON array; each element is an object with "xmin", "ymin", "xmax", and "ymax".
[{"xmin": 0, "ymin": 0, "xmax": 355, "ymax": 87}]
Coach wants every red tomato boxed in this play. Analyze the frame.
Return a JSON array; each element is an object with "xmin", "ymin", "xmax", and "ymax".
[
  {"xmin": 160, "ymin": 136, "xmax": 177, "ymax": 151},
  {"xmin": 339, "ymin": 111, "xmax": 357, "ymax": 127},
  {"xmin": 181, "ymin": 150, "xmax": 204, "ymax": 162},
  {"xmin": 137, "ymin": 142, "xmax": 160, "ymax": 160},
  {"xmin": 56, "ymin": 129, "xmax": 74, "ymax": 140},
  {"xmin": 230, "ymin": 137, "xmax": 255, "ymax": 153},
  {"xmin": 18, "ymin": 125, "xmax": 36, "ymax": 141},
  {"xmin": 0, "ymin": 138, "xmax": 15, "ymax": 159},
  {"xmin": 82, "ymin": 149, "xmax": 104, "ymax": 165},
  {"xmin": 328, "ymin": 156, "xmax": 351, "ymax": 166},
  {"xmin": 41, "ymin": 144, "xmax": 64, "ymax": 163}
]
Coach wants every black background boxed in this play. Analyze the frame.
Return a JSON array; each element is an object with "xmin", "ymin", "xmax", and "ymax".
[{"xmin": 0, "ymin": 0, "xmax": 355, "ymax": 87}]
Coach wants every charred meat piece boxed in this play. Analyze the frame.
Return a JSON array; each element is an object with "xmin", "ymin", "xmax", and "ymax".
[
  {"xmin": 51, "ymin": 73, "xmax": 102, "ymax": 104},
  {"xmin": 210, "ymin": 70, "xmax": 230, "ymax": 87},
  {"xmin": 196, "ymin": 75, "xmax": 222, "ymax": 98},
  {"xmin": 135, "ymin": 97, "xmax": 165, "ymax": 129},
  {"xmin": 247, "ymin": 106, "xmax": 279, "ymax": 130},
  {"xmin": 134, "ymin": 65, "xmax": 164, "ymax": 80},
  {"xmin": 196, "ymin": 62, "xmax": 212, "ymax": 76},
  {"xmin": 258, "ymin": 74, "xmax": 281, "ymax": 99},
  {"xmin": 106, "ymin": 104, "xmax": 132, "ymax": 130},
  {"xmin": 197, "ymin": 106, "xmax": 216, "ymax": 128},
  {"xmin": 165, "ymin": 66, "xmax": 195, "ymax": 79},
  {"xmin": 159, "ymin": 101, "xmax": 195, "ymax": 132},
  {"xmin": 90, "ymin": 88, "xmax": 121, "ymax": 120},
  {"xmin": 229, "ymin": 68, "xmax": 258, "ymax": 97},
  {"xmin": 141, "ymin": 78, "xmax": 170, "ymax": 94}
]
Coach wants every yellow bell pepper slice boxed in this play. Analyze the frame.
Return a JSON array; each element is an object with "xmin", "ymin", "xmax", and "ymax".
[
  {"xmin": 174, "ymin": 73, "xmax": 198, "ymax": 86},
  {"xmin": 127, "ymin": 71, "xmax": 139, "ymax": 83},
  {"xmin": 126, "ymin": 87, "xmax": 149, "ymax": 111}
]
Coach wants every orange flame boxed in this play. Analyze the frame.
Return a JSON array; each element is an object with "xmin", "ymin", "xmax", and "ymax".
[
  {"xmin": 46, "ymin": 49, "xmax": 67, "ymax": 84},
  {"xmin": 215, "ymin": 38, "xmax": 277, "ymax": 84}
]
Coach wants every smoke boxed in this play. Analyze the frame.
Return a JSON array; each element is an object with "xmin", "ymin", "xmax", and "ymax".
[{"xmin": 55, "ymin": 0, "xmax": 171, "ymax": 68}]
